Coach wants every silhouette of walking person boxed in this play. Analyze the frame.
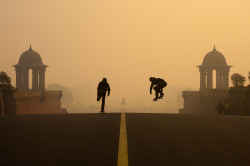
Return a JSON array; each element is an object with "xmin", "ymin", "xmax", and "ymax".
[
  {"xmin": 216, "ymin": 101, "xmax": 224, "ymax": 115},
  {"xmin": 121, "ymin": 97, "xmax": 126, "ymax": 111},
  {"xmin": 97, "ymin": 78, "xmax": 110, "ymax": 114},
  {"xmin": 149, "ymin": 77, "xmax": 167, "ymax": 101},
  {"xmin": 121, "ymin": 97, "xmax": 126, "ymax": 107}
]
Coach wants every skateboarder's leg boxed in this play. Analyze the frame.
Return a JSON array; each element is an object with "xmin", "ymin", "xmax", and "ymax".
[
  {"xmin": 155, "ymin": 90, "xmax": 159, "ymax": 99},
  {"xmin": 153, "ymin": 86, "xmax": 160, "ymax": 99},
  {"xmin": 159, "ymin": 88, "xmax": 164, "ymax": 98},
  {"xmin": 101, "ymin": 95, "xmax": 106, "ymax": 113}
]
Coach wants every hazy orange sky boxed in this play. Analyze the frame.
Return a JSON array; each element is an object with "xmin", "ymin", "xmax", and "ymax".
[{"xmin": 1, "ymin": 0, "xmax": 250, "ymax": 104}]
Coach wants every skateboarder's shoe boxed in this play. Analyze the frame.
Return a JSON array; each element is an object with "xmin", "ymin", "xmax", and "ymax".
[
  {"xmin": 159, "ymin": 93, "xmax": 164, "ymax": 98},
  {"xmin": 153, "ymin": 97, "xmax": 158, "ymax": 102}
]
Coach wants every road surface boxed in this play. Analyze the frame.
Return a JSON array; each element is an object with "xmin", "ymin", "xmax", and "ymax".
[{"xmin": 1, "ymin": 113, "xmax": 250, "ymax": 166}]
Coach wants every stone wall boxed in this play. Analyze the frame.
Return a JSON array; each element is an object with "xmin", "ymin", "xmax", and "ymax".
[
  {"xmin": 229, "ymin": 86, "xmax": 250, "ymax": 115},
  {"xmin": 1, "ymin": 90, "xmax": 16, "ymax": 115},
  {"xmin": 0, "ymin": 92, "xmax": 3, "ymax": 115},
  {"xmin": 182, "ymin": 90, "xmax": 230, "ymax": 114},
  {"xmin": 1, "ymin": 90, "xmax": 62, "ymax": 115}
]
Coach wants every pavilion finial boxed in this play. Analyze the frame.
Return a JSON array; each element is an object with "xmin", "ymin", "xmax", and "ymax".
[
  {"xmin": 213, "ymin": 45, "xmax": 216, "ymax": 51},
  {"xmin": 29, "ymin": 45, "xmax": 32, "ymax": 50}
]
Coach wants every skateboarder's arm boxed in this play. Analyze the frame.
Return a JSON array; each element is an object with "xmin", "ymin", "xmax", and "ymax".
[
  {"xmin": 97, "ymin": 83, "xmax": 101, "ymax": 92},
  {"xmin": 107, "ymin": 84, "xmax": 111, "ymax": 96},
  {"xmin": 150, "ymin": 83, "xmax": 153, "ymax": 94}
]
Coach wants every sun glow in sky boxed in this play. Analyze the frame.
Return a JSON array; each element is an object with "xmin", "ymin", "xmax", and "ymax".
[{"xmin": 1, "ymin": 0, "xmax": 250, "ymax": 105}]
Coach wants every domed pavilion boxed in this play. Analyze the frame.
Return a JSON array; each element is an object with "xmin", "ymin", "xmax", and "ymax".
[
  {"xmin": 13, "ymin": 46, "xmax": 48, "ymax": 91},
  {"xmin": 197, "ymin": 46, "xmax": 232, "ymax": 90}
]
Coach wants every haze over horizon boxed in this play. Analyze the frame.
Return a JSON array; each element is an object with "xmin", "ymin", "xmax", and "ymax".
[{"xmin": 1, "ymin": 0, "xmax": 250, "ymax": 108}]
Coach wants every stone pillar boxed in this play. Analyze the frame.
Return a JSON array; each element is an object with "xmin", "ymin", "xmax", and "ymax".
[
  {"xmin": 15, "ymin": 68, "xmax": 22, "ymax": 90},
  {"xmin": 207, "ymin": 69, "xmax": 213, "ymax": 89},
  {"xmin": 199, "ymin": 68, "xmax": 206, "ymax": 91},
  {"xmin": 218, "ymin": 73, "xmax": 223, "ymax": 89},
  {"xmin": 223, "ymin": 71, "xmax": 229, "ymax": 89},
  {"xmin": 32, "ymin": 68, "xmax": 39, "ymax": 90},
  {"xmin": 39, "ymin": 68, "xmax": 46, "ymax": 90},
  {"xmin": 216, "ymin": 69, "xmax": 222, "ymax": 89},
  {"xmin": 216, "ymin": 70, "xmax": 219, "ymax": 89},
  {"xmin": 23, "ymin": 69, "xmax": 29, "ymax": 91}
]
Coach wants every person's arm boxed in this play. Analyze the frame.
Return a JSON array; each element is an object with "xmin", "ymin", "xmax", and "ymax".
[
  {"xmin": 150, "ymin": 83, "xmax": 153, "ymax": 94},
  {"xmin": 107, "ymin": 83, "xmax": 111, "ymax": 96},
  {"xmin": 97, "ymin": 83, "xmax": 100, "ymax": 94}
]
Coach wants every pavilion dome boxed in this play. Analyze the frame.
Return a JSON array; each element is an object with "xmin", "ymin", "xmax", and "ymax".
[
  {"xmin": 202, "ymin": 46, "xmax": 227, "ymax": 66},
  {"xmin": 18, "ymin": 46, "xmax": 43, "ymax": 65}
]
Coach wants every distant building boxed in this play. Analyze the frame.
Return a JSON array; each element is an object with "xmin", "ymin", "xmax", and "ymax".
[
  {"xmin": 197, "ymin": 46, "xmax": 232, "ymax": 90},
  {"xmin": 181, "ymin": 46, "xmax": 232, "ymax": 114},
  {"xmin": 0, "ymin": 46, "xmax": 62, "ymax": 115},
  {"xmin": 13, "ymin": 45, "xmax": 48, "ymax": 91}
]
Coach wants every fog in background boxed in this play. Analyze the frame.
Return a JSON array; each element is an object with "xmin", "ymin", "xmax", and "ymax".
[{"xmin": 1, "ymin": 0, "xmax": 250, "ymax": 112}]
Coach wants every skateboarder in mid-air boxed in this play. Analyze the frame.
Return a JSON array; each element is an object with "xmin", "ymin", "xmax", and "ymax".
[
  {"xmin": 149, "ymin": 77, "xmax": 167, "ymax": 101},
  {"xmin": 97, "ymin": 78, "xmax": 110, "ymax": 114}
]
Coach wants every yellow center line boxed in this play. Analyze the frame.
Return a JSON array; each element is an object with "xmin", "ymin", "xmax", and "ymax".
[{"xmin": 117, "ymin": 112, "xmax": 129, "ymax": 166}]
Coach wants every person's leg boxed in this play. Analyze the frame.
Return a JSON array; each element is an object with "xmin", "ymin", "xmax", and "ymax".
[
  {"xmin": 159, "ymin": 88, "xmax": 164, "ymax": 98},
  {"xmin": 159, "ymin": 84, "xmax": 166, "ymax": 98},
  {"xmin": 100, "ymin": 96, "xmax": 103, "ymax": 113},
  {"xmin": 155, "ymin": 90, "xmax": 159, "ymax": 98},
  {"xmin": 153, "ymin": 86, "xmax": 160, "ymax": 101},
  {"xmin": 101, "ymin": 94, "xmax": 106, "ymax": 113},
  {"xmin": 97, "ymin": 92, "xmax": 101, "ymax": 101}
]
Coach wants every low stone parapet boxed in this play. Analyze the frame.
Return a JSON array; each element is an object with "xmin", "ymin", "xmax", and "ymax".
[{"xmin": 1, "ymin": 90, "xmax": 62, "ymax": 115}]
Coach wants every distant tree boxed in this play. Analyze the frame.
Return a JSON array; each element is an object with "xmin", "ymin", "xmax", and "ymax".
[
  {"xmin": 0, "ymin": 71, "xmax": 13, "ymax": 89},
  {"xmin": 248, "ymin": 71, "xmax": 250, "ymax": 84},
  {"xmin": 0, "ymin": 71, "xmax": 11, "ymax": 85},
  {"xmin": 231, "ymin": 73, "xmax": 246, "ymax": 87},
  {"xmin": 47, "ymin": 84, "xmax": 74, "ymax": 106}
]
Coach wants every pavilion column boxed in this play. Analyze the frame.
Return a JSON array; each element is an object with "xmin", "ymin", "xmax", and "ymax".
[
  {"xmin": 15, "ymin": 68, "xmax": 22, "ymax": 90},
  {"xmin": 39, "ymin": 68, "xmax": 46, "ymax": 90},
  {"xmin": 218, "ymin": 72, "xmax": 223, "ymax": 89},
  {"xmin": 216, "ymin": 69, "xmax": 221, "ymax": 89},
  {"xmin": 23, "ymin": 69, "xmax": 29, "ymax": 91},
  {"xmin": 199, "ymin": 68, "xmax": 206, "ymax": 90},
  {"xmin": 207, "ymin": 69, "xmax": 213, "ymax": 89},
  {"xmin": 216, "ymin": 70, "xmax": 219, "ymax": 89},
  {"xmin": 223, "ymin": 71, "xmax": 229, "ymax": 89},
  {"xmin": 32, "ymin": 68, "xmax": 39, "ymax": 90}
]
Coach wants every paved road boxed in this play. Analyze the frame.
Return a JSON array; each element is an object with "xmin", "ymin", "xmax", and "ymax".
[
  {"xmin": 126, "ymin": 114, "xmax": 250, "ymax": 166},
  {"xmin": 1, "ymin": 113, "xmax": 250, "ymax": 166},
  {"xmin": 0, "ymin": 114, "xmax": 120, "ymax": 166}
]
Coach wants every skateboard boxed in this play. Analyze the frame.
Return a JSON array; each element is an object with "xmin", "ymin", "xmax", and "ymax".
[{"xmin": 153, "ymin": 96, "xmax": 163, "ymax": 102}]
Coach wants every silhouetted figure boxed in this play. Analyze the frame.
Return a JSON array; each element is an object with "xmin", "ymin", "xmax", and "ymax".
[
  {"xmin": 224, "ymin": 101, "xmax": 230, "ymax": 115},
  {"xmin": 149, "ymin": 77, "xmax": 167, "ymax": 101},
  {"xmin": 121, "ymin": 97, "xmax": 126, "ymax": 106},
  {"xmin": 121, "ymin": 97, "xmax": 126, "ymax": 111},
  {"xmin": 216, "ymin": 102, "xmax": 225, "ymax": 115},
  {"xmin": 97, "ymin": 78, "xmax": 110, "ymax": 114}
]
